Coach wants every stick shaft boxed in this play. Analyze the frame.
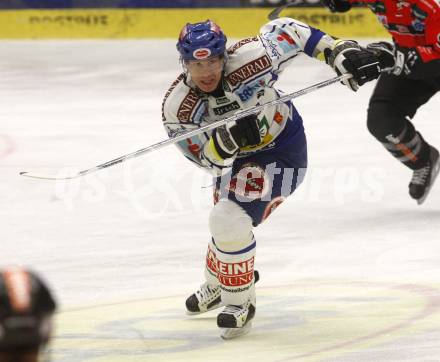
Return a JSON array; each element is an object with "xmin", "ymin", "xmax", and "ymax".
[
  {"xmin": 268, "ymin": 0, "xmax": 301, "ymax": 20},
  {"xmin": 20, "ymin": 74, "xmax": 349, "ymax": 180}
]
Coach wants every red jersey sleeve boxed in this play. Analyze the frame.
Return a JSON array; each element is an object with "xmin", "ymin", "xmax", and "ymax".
[{"xmin": 420, "ymin": 0, "xmax": 440, "ymax": 61}]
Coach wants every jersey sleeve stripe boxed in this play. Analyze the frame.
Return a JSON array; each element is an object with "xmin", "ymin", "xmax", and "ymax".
[{"xmin": 304, "ymin": 28, "xmax": 325, "ymax": 57}]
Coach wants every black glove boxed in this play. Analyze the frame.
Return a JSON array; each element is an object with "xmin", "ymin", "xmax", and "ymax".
[
  {"xmin": 366, "ymin": 41, "xmax": 396, "ymax": 73},
  {"xmin": 320, "ymin": 0, "xmax": 352, "ymax": 12},
  {"xmin": 393, "ymin": 48, "xmax": 421, "ymax": 76},
  {"xmin": 326, "ymin": 40, "xmax": 381, "ymax": 91},
  {"xmin": 211, "ymin": 114, "xmax": 261, "ymax": 159},
  {"xmin": 367, "ymin": 42, "xmax": 428, "ymax": 77}
]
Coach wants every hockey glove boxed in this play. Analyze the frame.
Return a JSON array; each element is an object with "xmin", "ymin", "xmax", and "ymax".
[
  {"xmin": 367, "ymin": 43, "xmax": 428, "ymax": 77},
  {"xmin": 393, "ymin": 48, "xmax": 420, "ymax": 76},
  {"xmin": 202, "ymin": 114, "xmax": 261, "ymax": 166},
  {"xmin": 326, "ymin": 40, "xmax": 381, "ymax": 91},
  {"xmin": 320, "ymin": 0, "xmax": 352, "ymax": 12},
  {"xmin": 366, "ymin": 41, "xmax": 396, "ymax": 73}
]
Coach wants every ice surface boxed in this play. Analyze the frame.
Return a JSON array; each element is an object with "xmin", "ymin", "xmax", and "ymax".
[{"xmin": 0, "ymin": 40, "xmax": 439, "ymax": 361}]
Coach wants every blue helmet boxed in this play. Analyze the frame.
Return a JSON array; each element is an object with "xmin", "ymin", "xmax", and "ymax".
[{"xmin": 177, "ymin": 20, "xmax": 227, "ymax": 61}]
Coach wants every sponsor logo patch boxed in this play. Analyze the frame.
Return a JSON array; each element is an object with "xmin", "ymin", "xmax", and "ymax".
[
  {"xmin": 215, "ymin": 96, "xmax": 230, "ymax": 105},
  {"xmin": 412, "ymin": 19, "xmax": 425, "ymax": 32},
  {"xmin": 227, "ymin": 37, "xmax": 259, "ymax": 55},
  {"xmin": 193, "ymin": 48, "xmax": 211, "ymax": 60},
  {"xmin": 167, "ymin": 125, "xmax": 189, "ymax": 138},
  {"xmin": 217, "ymin": 256, "xmax": 255, "ymax": 287},
  {"xmin": 226, "ymin": 163, "xmax": 270, "ymax": 200},
  {"xmin": 177, "ymin": 89, "xmax": 200, "ymax": 122},
  {"xmin": 277, "ymin": 32, "xmax": 295, "ymax": 45},
  {"xmin": 273, "ymin": 111, "xmax": 284, "ymax": 124},
  {"xmin": 411, "ymin": 4, "xmax": 428, "ymax": 19},
  {"xmin": 262, "ymin": 35, "xmax": 282, "ymax": 59},
  {"xmin": 237, "ymin": 80, "xmax": 265, "ymax": 102},
  {"xmin": 226, "ymin": 55, "xmax": 271, "ymax": 87},
  {"xmin": 263, "ymin": 30, "xmax": 299, "ymax": 55},
  {"xmin": 206, "ymin": 245, "xmax": 218, "ymax": 276},
  {"xmin": 213, "ymin": 101, "xmax": 241, "ymax": 116},
  {"xmin": 186, "ymin": 138, "xmax": 202, "ymax": 159}
]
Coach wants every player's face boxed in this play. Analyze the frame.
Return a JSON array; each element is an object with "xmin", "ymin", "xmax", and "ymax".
[{"xmin": 185, "ymin": 56, "xmax": 224, "ymax": 93}]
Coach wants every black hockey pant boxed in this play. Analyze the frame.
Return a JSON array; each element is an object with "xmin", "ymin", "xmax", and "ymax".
[{"xmin": 367, "ymin": 73, "xmax": 440, "ymax": 170}]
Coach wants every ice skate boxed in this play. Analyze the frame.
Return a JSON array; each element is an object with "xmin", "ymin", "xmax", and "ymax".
[
  {"xmin": 217, "ymin": 292, "xmax": 256, "ymax": 340},
  {"xmin": 185, "ymin": 282, "xmax": 222, "ymax": 315},
  {"xmin": 409, "ymin": 146, "xmax": 440, "ymax": 205},
  {"xmin": 186, "ymin": 270, "xmax": 259, "ymax": 315}
]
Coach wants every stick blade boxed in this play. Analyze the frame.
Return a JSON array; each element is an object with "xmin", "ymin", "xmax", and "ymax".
[
  {"xmin": 19, "ymin": 171, "xmax": 78, "ymax": 180},
  {"xmin": 268, "ymin": 7, "xmax": 284, "ymax": 20},
  {"xmin": 268, "ymin": 0, "xmax": 300, "ymax": 20}
]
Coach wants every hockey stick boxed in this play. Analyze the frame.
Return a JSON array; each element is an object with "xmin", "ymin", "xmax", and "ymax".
[
  {"xmin": 20, "ymin": 74, "xmax": 350, "ymax": 181},
  {"xmin": 268, "ymin": 0, "xmax": 302, "ymax": 20}
]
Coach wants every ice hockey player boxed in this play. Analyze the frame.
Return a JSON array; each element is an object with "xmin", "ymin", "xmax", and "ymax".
[
  {"xmin": 0, "ymin": 268, "xmax": 56, "ymax": 362},
  {"xmin": 321, "ymin": 0, "xmax": 440, "ymax": 204},
  {"xmin": 162, "ymin": 18, "xmax": 381, "ymax": 339}
]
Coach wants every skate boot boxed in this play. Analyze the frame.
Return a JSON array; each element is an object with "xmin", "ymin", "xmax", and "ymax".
[
  {"xmin": 217, "ymin": 291, "xmax": 256, "ymax": 340},
  {"xmin": 185, "ymin": 282, "xmax": 222, "ymax": 315},
  {"xmin": 409, "ymin": 146, "xmax": 440, "ymax": 204},
  {"xmin": 186, "ymin": 270, "xmax": 259, "ymax": 315}
]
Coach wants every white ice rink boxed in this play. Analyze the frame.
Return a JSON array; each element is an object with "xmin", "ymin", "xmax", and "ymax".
[{"xmin": 1, "ymin": 39, "xmax": 440, "ymax": 361}]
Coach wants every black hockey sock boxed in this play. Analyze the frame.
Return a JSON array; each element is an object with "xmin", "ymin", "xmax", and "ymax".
[{"xmin": 381, "ymin": 122, "xmax": 431, "ymax": 170}]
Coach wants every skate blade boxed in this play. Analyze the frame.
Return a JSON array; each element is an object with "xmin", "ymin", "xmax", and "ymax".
[
  {"xmin": 417, "ymin": 159, "xmax": 440, "ymax": 205},
  {"xmin": 186, "ymin": 303, "xmax": 223, "ymax": 316},
  {"xmin": 220, "ymin": 322, "xmax": 252, "ymax": 340},
  {"xmin": 186, "ymin": 310, "xmax": 204, "ymax": 316}
]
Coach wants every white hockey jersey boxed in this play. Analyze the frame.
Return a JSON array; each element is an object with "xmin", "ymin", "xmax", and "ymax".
[{"xmin": 162, "ymin": 17, "xmax": 336, "ymax": 175}]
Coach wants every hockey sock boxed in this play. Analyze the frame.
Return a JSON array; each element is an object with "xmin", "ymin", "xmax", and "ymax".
[
  {"xmin": 381, "ymin": 121, "xmax": 431, "ymax": 170},
  {"xmin": 213, "ymin": 236, "xmax": 256, "ymax": 306}
]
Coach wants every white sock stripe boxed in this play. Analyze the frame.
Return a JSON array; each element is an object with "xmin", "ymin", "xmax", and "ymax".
[
  {"xmin": 406, "ymin": 133, "xmax": 421, "ymax": 149},
  {"xmin": 381, "ymin": 132, "xmax": 420, "ymax": 152},
  {"xmin": 393, "ymin": 142, "xmax": 421, "ymax": 162}
]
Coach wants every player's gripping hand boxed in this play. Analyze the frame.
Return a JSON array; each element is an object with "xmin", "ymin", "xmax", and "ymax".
[
  {"xmin": 366, "ymin": 41, "xmax": 396, "ymax": 73},
  {"xmin": 229, "ymin": 114, "xmax": 261, "ymax": 149},
  {"xmin": 202, "ymin": 114, "xmax": 261, "ymax": 168},
  {"xmin": 209, "ymin": 114, "xmax": 261, "ymax": 159},
  {"xmin": 393, "ymin": 48, "xmax": 421, "ymax": 76},
  {"xmin": 326, "ymin": 40, "xmax": 381, "ymax": 91},
  {"xmin": 367, "ymin": 42, "xmax": 430, "ymax": 78}
]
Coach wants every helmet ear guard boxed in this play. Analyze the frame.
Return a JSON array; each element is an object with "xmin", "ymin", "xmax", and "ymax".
[{"xmin": 176, "ymin": 20, "xmax": 227, "ymax": 61}]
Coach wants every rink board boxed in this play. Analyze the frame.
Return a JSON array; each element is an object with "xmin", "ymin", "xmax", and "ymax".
[{"xmin": 0, "ymin": 8, "xmax": 388, "ymax": 39}]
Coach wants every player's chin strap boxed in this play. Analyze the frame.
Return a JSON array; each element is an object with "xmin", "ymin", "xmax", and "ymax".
[{"xmin": 20, "ymin": 74, "xmax": 351, "ymax": 181}]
